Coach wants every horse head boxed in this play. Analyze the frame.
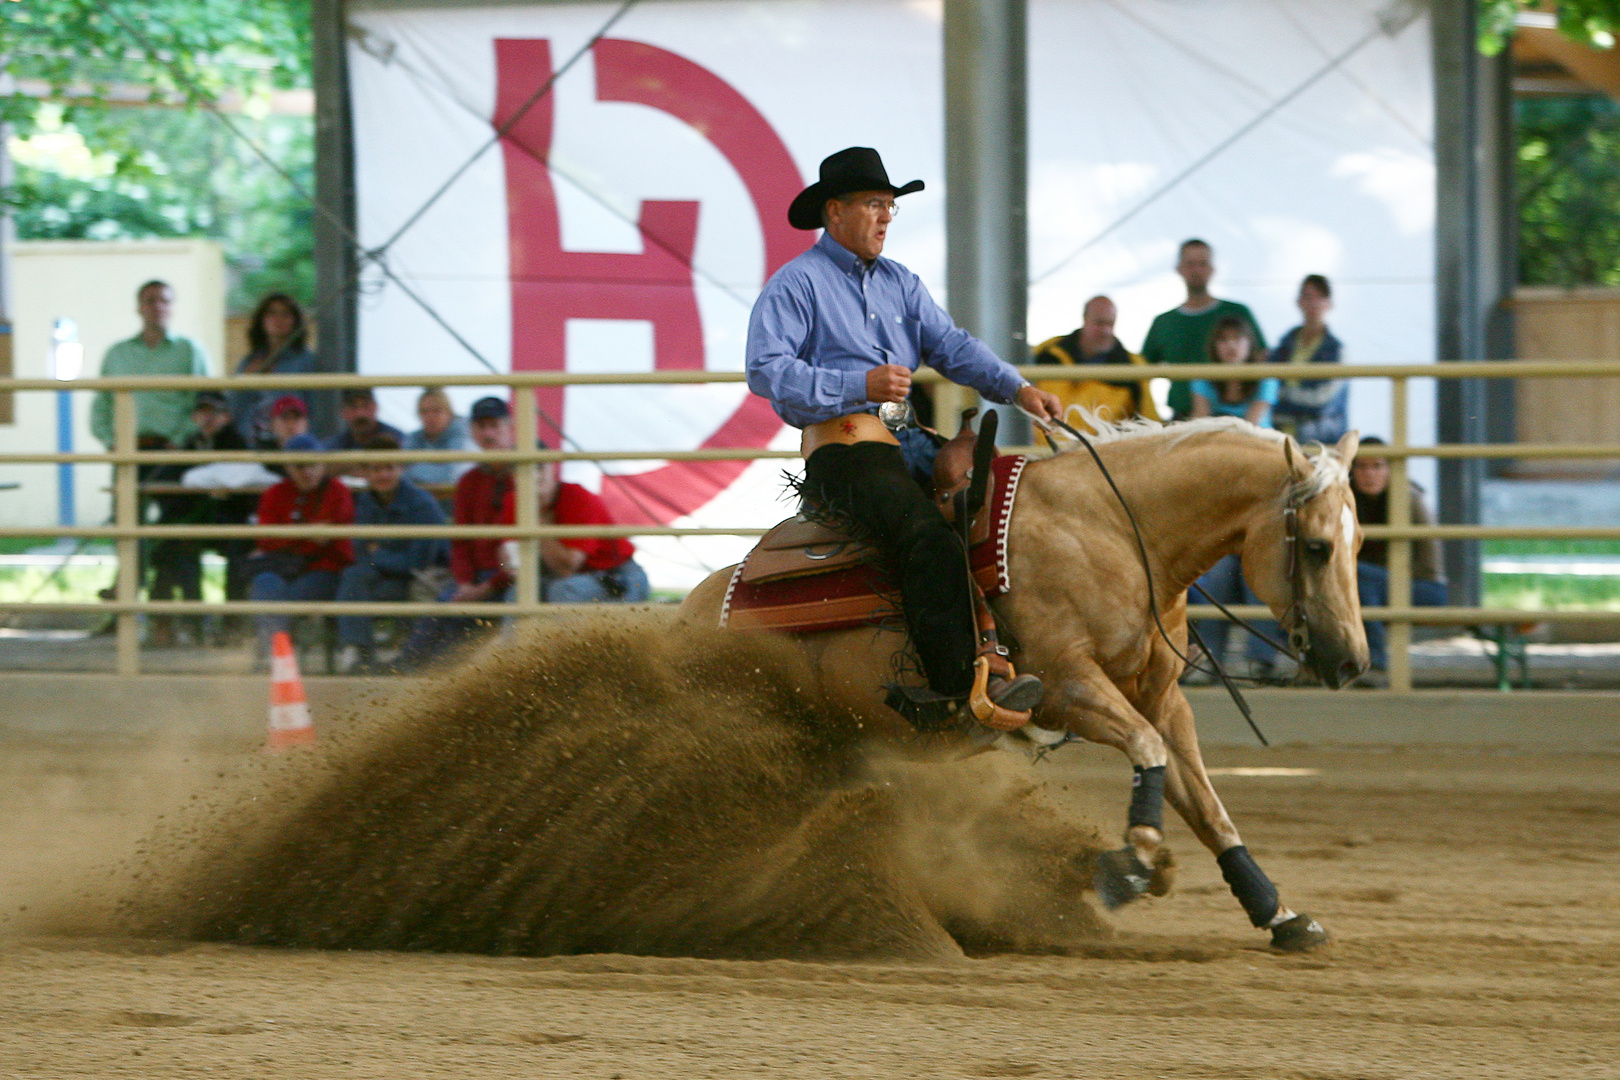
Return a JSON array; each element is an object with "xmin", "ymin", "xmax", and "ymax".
[{"xmin": 1241, "ymin": 431, "xmax": 1370, "ymax": 688}]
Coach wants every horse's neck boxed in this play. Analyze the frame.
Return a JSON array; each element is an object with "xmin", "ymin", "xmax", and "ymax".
[{"xmin": 1046, "ymin": 434, "xmax": 1287, "ymax": 590}]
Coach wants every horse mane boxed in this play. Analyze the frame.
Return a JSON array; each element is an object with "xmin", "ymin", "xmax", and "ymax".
[{"xmin": 1050, "ymin": 408, "xmax": 1349, "ymax": 504}]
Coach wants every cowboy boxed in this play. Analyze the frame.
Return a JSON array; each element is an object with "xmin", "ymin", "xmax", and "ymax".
[{"xmin": 746, "ymin": 146, "xmax": 1063, "ymax": 722}]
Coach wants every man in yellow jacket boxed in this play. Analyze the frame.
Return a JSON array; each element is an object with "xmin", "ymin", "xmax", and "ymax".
[{"xmin": 1031, "ymin": 295, "xmax": 1160, "ymax": 430}]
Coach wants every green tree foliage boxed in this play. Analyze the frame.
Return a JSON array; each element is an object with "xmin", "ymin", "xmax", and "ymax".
[
  {"xmin": 1517, "ymin": 95, "xmax": 1620, "ymax": 285},
  {"xmin": 2, "ymin": 1, "xmax": 314, "ymax": 312},
  {"xmin": 1480, "ymin": 0, "xmax": 1620, "ymax": 54}
]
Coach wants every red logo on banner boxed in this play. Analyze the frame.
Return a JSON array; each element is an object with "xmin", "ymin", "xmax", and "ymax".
[{"xmin": 493, "ymin": 38, "xmax": 810, "ymax": 524}]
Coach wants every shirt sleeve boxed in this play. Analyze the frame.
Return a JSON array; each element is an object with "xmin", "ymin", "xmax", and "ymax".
[
  {"xmin": 745, "ymin": 273, "xmax": 869, "ymax": 420},
  {"xmin": 188, "ymin": 338, "xmax": 212, "ymax": 377},
  {"xmin": 1189, "ymin": 379, "xmax": 1215, "ymax": 403},
  {"xmin": 1139, "ymin": 316, "xmax": 1165, "ymax": 364},
  {"xmin": 1255, "ymin": 377, "xmax": 1280, "ymax": 405},
  {"xmin": 89, "ymin": 345, "xmax": 121, "ymax": 448},
  {"xmin": 909, "ymin": 275, "xmax": 1025, "ymax": 404}
]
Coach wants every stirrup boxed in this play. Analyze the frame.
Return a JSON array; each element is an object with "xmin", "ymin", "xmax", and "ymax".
[{"xmin": 969, "ymin": 654, "xmax": 1042, "ymax": 730}]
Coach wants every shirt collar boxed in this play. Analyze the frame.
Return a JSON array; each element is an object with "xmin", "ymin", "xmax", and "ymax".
[{"xmin": 815, "ymin": 231, "xmax": 873, "ymax": 277}]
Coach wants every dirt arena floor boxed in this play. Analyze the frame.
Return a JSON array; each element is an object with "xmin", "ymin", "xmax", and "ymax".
[{"xmin": 1, "ymin": 625, "xmax": 1616, "ymax": 1078}]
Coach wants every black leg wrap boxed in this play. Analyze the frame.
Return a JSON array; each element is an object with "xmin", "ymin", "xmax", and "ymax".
[
  {"xmin": 1217, "ymin": 845, "xmax": 1280, "ymax": 928},
  {"xmin": 1128, "ymin": 765, "xmax": 1166, "ymax": 832}
]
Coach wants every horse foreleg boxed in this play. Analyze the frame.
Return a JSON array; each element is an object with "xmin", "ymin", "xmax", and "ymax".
[
  {"xmin": 1040, "ymin": 661, "xmax": 1175, "ymax": 909},
  {"xmin": 1147, "ymin": 682, "xmax": 1329, "ymax": 951}
]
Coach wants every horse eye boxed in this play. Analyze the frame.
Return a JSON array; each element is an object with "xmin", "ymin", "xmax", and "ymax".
[{"xmin": 1305, "ymin": 539, "xmax": 1332, "ymax": 561}]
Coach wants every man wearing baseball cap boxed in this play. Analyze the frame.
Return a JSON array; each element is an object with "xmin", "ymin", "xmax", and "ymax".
[{"xmin": 746, "ymin": 147, "xmax": 1062, "ymax": 726}]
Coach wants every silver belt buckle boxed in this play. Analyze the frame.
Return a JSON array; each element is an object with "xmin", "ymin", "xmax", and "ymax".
[{"xmin": 878, "ymin": 400, "xmax": 915, "ymax": 431}]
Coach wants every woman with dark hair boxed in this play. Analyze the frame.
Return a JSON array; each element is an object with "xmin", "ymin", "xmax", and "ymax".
[
  {"xmin": 228, "ymin": 292, "xmax": 318, "ymax": 447},
  {"xmin": 1270, "ymin": 274, "xmax": 1349, "ymax": 444},
  {"xmin": 1189, "ymin": 316, "xmax": 1278, "ymax": 427}
]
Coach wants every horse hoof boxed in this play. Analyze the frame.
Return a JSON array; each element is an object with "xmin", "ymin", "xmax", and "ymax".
[
  {"xmin": 1093, "ymin": 846, "xmax": 1154, "ymax": 910},
  {"xmin": 1148, "ymin": 847, "xmax": 1177, "ymax": 897},
  {"xmin": 1270, "ymin": 912, "xmax": 1330, "ymax": 952}
]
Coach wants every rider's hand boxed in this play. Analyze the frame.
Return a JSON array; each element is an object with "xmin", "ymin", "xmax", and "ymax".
[
  {"xmin": 1016, "ymin": 383, "xmax": 1064, "ymax": 422},
  {"xmin": 865, "ymin": 364, "xmax": 912, "ymax": 404}
]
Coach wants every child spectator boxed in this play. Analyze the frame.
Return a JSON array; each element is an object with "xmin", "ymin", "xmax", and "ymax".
[
  {"xmin": 246, "ymin": 434, "xmax": 354, "ymax": 665},
  {"xmin": 1270, "ymin": 274, "xmax": 1349, "ymax": 444},
  {"xmin": 333, "ymin": 434, "xmax": 449, "ymax": 673},
  {"xmin": 1187, "ymin": 318, "xmax": 1283, "ymax": 679},
  {"xmin": 229, "ymin": 293, "xmax": 317, "ymax": 447},
  {"xmin": 262, "ymin": 395, "xmax": 311, "ymax": 476},
  {"xmin": 402, "ymin": 387, "xmax": 474, "ymax": 490},
  {"xmin": 1189, "ymin": 316, "xmax": 1279, "ymax": 427}
]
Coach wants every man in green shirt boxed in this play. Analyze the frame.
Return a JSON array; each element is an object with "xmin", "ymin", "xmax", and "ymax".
[
  {"xmin": 90, "ymin": 280, "xmax": 212, "ymax": 448},
  {"xmin": 1139, "ymin": 239, "xmax": 1265, "ymax": 419}
]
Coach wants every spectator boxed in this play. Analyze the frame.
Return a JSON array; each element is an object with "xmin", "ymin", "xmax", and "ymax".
[
  {"xmin": 1141, "ymin": 240, "xmax": 1265, "ymax": 420},
  {"xmin": 394, "ymin": 396, "xmax": 516, "ymax": 668},
  {"xmin": 261, "ymin": 395, "xmax": 311, "ymax": 477},
  {"xmin": 246, "ymin": 434, "xmax": 354, "ymax": 664},
  {"xmin": 1031, "ymin": 295, "xmax": 1160, "ymax": 431},
  {"xmin": 146, "ymin": 392, "xmax": 257, "ymax": 646},
  {"xmin": 505, "ymin": 450, "xmax": 650, "ymax": 603},
  {"xmin": 1187, "ymin": 318, "xmax": 1282, "ymax": 679},
  {"xmin": 228, "ymin": 293, "xmax": 317, "ymax": 447},
  {"xmin": 90, "ymin": 280, "xmax": 211, "ymax": 450},
  {"xmin": 1190, "ymin": 316, "xmax": 1279, "ymax": 426},
  {"xmin": 324, "ymin": 388, "xmax": 404, "ymax": 455},
  {"xmin": 1351, "ymin": 436, "xmax": 1447, "ymax": 672},
  {"xmin": 1270, "ymin": 274, "xmax": 1349, "ymax": 445},
  {"xmin": 402, "ymin": 387, "xmax": 474, "ymax": 490},
  {"xmin": 333, "ymin": 434, "xmax": 449, "ymax": 674}
]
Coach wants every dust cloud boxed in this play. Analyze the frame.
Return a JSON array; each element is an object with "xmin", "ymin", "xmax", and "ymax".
[{"xmin": 113, "ymin": 613, "xmax": 1108, "ymax": 961}]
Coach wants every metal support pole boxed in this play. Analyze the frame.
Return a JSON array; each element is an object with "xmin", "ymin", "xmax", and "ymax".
[
  {"xmin": 312, "ymin": 0, "xmax": 358, "ymax": 437},
  {"xmin": 1433, "ymin": 0, "xmax": 1511, "ymax": 605},
  {"xmin": 512, "ymin": 388, "xmax": 541, "ymax": 615},
  {"xmin": 1387, "ymin": 378, "xmax": 1412, "ymax": 692},
  {"xmin": 944, "ymin": 0, "xmax": 1026, "ymax": 444},
  {"xmin": 113, "ymin": 391, "xmax": 140, "ymax": 675}
]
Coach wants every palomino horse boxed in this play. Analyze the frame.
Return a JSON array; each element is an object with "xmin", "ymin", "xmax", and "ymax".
[{"xmin": 679, "ymin": 416, "xmax": 1368, "ymax": 950}]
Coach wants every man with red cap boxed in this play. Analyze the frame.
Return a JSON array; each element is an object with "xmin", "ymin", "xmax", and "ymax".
[{"xmin": 746, "ymin": 147, "xmax": 1063, "ymax": 726}]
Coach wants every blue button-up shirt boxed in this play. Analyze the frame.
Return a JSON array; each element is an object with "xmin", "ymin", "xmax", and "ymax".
[{"xmin": 746, "ymin": 232, "xmax": 1026, "ymax": 428}]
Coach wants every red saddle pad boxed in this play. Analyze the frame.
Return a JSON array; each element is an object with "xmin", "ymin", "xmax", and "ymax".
[{"xmin": 721, "ymin": 455, "xmax": 1028, "ymax": 634}]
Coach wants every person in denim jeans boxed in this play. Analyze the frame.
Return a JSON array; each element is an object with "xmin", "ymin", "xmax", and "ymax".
[{"xmin": 333, "ymin": 433, "xmax": 448, "ymax": 673}]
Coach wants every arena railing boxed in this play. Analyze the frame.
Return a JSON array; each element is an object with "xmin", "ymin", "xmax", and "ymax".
[{"xmin": 0, "ymin": 361, "xmax": 1615, "ymax": 685}]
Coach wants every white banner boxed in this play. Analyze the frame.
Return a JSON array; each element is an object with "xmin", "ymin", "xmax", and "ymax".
[
  {"xmin": 349, "ymin": 0, "xmax": 1435, "ymax": 589},
  {"xmin": 349, "ymin": 0, "xmax": 944, "ymax": 586}
]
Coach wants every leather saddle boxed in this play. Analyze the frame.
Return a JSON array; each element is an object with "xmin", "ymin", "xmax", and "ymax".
[{"xmin": 741, "ymin": 409, "xmax": 999, "ymax": 586}]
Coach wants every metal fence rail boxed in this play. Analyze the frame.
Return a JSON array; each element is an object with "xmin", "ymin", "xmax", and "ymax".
[{"xmin": 0, "ymin": 361, "xmax": 1615, "ymax": 684}]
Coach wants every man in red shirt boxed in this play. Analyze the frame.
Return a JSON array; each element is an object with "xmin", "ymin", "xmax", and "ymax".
[
  {"xmin": 501, "ymin": 452, "xmax": 648, "ymax": 602},
  {"xmin": 246, "ymin": 433, "xmax": 354, "ymax": 663}
]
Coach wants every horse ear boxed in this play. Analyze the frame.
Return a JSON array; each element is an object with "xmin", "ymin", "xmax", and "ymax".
[
  {"xmin": 1283, "ymin": 435, "xmax": 1308, "ymax": 479},
  {"xmin": 1335, "ymin": 429, "xmax": 1361, "ymax": 467}
]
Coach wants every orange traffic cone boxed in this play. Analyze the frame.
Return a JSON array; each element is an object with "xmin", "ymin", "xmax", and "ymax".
[{"xmin": 266, "ymin": 630, "xmax": 316, "ymax": 750}]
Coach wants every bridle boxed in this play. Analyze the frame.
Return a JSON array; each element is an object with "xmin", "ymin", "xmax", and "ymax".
[{"xmin": 1280, "ymin": 504, "xmax": 1312, "ymax": 658}]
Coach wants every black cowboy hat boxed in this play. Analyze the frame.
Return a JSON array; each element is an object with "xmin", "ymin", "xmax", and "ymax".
[{"xmin": 787, "ymin": 147, "xmax": 924, "ymax": 231}]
